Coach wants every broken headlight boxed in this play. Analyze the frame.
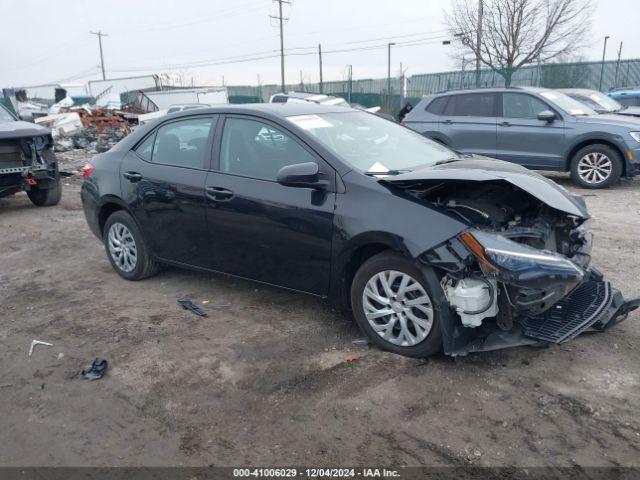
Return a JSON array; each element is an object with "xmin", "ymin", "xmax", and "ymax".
[{"xmin": 459, "ymin": 230, "xmax": 584, "ymax": 287}]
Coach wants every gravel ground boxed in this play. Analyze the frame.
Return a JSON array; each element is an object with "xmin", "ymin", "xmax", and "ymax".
[{"xmin": 1, "ymin": 153, "xmax": 639, "ymax": 468}]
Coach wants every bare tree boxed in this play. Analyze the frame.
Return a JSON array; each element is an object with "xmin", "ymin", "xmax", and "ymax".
[{"xmin": 446, "ymin": 0, "xmax": 593, "ymax": 86}]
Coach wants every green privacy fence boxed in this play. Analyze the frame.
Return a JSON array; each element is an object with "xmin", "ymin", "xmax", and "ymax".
[
  {"xmin": 226, "ymin": 58, "xmax": 640, "ymax": 114},
  {"xmin": 406, "ymin": 58, "xmax": 640, "ymax": 97}
]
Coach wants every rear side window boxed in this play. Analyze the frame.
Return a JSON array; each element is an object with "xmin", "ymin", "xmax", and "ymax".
[
  {"xmin": 502, "ymin": 93, "xmax": 550, "ymax": 118},
  {"xmin": 426, "ymin": 96, "xmax": 448, "ymax": 115},
  {"xmin": 445, "ymin": 93, "xmax": 497, "ymax": 117},
  {"xmin": 135, "ymin": 133, "xmax": 155, "ymax": 161},
  {"xmin": 152, "ymin": 117, "xmax": 214, "ymax": 168}
]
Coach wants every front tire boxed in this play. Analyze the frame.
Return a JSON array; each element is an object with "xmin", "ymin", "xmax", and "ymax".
[
  {"xmin": 103, "ymin": 210, "xmax": 161, "ymax": 281},
  {"xmin": 350, "ymin": 251, "xmax": 443, "ymax": 358},
  {"xmin": 570, "ymin": 144, "xmax": 622, "ymax": 189},
  {"xmin": 27, "ymin": 164, "xmax": 62, "ymax": 207}
]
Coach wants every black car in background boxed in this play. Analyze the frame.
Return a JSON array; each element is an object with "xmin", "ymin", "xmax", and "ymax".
[
  {"xmin": 0, "ymin": 103, "xmax": 61, "ymax": 206},
  {"xmin": 81, "ymin": 103, "xmax": 637, "ymax": 358}
]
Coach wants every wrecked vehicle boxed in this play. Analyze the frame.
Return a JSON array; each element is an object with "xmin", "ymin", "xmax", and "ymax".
[
  {"xmin": 0, "ymin": 103, "xmax": 61, "ymax": 206},
  {"xmin": 80, "ymin": 103, "xmax": 638, "ymax": 358}
]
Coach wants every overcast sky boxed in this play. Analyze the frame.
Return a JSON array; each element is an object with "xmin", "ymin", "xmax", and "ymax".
[{"xmin": 2, "ymin": 0, "xmax": 639, "ymax": 89}]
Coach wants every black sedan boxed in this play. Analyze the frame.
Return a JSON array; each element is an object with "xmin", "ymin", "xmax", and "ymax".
[{"xmin": 81, "ymin": 103, "xmax": 637, "ymax": 358}]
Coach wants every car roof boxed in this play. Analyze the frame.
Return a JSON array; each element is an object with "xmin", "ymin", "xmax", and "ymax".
[
  {"xmin": 557, "ymin": 88, "xmax": 596, "ymax": 95},
  {"xmin": 430, "ymin": 86, "xmax": 549, "ymax": 96},
  {"xmin": 163, "ymin": 102, "xmax": 355, "ymax": 119}
]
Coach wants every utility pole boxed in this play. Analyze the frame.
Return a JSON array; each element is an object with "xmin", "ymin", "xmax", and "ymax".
[
  {"xmin": 599, "ymin": 35, "xmax": 610, "ymax": 91},
  {"xmin": 318, "ymin": 43, "xmax": 323, "ymax": 93},
  {"xmin": 399, "ymin": 62, "xmax": 404, "ymax": 108},
  {"xmin": 387, "ymin": 42, "xmax": 395, "ymax": 112},
  {"xmin": 614, "ymin": 41, "xmax": 623, "ymax": 89},
  {"xmin": 475, "ymin": 0, "xmax": 483, "ymax": 87},
  {"xmin": 347, "ymin": 65, "xmax": 353, "ymax": 103},
  {"xmin": 90, "ymin": 30, "xmax": 108, "ymax": 80},
  {"xmin": 270, "ymin": 0, "xmax": 289, "ymax": 93}
]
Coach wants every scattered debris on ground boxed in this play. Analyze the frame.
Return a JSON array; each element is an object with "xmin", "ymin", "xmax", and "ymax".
[
  {"xmin": 352, "ymin": 339, "xmax": 371, "ymax": 350},
  {"xmin": 28, "ymin": 340, "xmax": 53, "ymax": 357},
  {"xmin": 81, "ymin": 358, "xmax": 108, "ymax": 381},
  {"xmin": 178, "ymin": 298, "xmax": 208, "ymax": 317}
]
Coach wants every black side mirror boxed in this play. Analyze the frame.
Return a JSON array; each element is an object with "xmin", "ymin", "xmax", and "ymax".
[
  {"xmin": 277, "ymin": 162, "xmax": 328, "ymax": 189},
  {"xmin": 537, "ymin": 110, "xmax": 556, "ymax": 122}
]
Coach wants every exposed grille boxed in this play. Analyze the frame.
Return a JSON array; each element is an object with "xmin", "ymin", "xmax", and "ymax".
[
  {"xmin": 520, "ymin": 281, "xmax": 612, "ymax": 343},
  {"xmin": 0, "ymin": 141, "xmax": 25, "ymax": 169}
]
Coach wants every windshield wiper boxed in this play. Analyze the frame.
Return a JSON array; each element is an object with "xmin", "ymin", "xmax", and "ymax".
[
  {"xmin": 364, "ymin": 169, "xmax": 410, "ymax": 176},
  {"xmin": 434, "ymin": 157, "xmax": 461, "ymax": 166}
]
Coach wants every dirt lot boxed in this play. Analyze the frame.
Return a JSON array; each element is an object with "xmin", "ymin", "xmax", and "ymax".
[{"xmin": 1, "ymin": 153, "xmax": 639, "ymax": 468}]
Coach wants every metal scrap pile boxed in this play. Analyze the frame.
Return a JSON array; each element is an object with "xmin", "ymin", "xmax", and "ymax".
[{"xmin": 36, "ymin": 107, "xmax": 134, "ymax": 154}]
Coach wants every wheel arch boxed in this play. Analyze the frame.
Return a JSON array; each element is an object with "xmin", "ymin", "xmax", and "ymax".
[
  {"xmin": 97, "ymin": 197, "xmax": 132, "ymax": 236},
  {"xmin": 330, "ymin": 234, "xmax": 411, "ymax": 311},
  {"xmin": 565, "ymin": 138, "xmax": 627, "ymax": 175}
]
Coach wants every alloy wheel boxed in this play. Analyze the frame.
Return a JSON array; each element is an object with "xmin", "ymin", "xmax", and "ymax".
[
  {"xmin": 107, "ymin": 222, "xmax": 138, "ymax": 273},
  {"xmin": 362, "ymin": 270, "xmax": 434, "ymax": 347},
  {"xmin": 577, "ymin": 152, "xmax": 612, "ymax": 185}
]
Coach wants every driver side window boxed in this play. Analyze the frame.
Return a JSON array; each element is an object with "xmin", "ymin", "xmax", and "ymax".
[
  {"xmin": 219, "ymin": 117, "xmax": 316, "ymax": 181},
  {"xmin": 502, "ymin": 93, "xmax": 549, "ymax": 119}
]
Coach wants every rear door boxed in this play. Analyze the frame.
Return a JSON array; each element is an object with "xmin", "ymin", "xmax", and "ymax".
[
  {"xmin": 438, "ymin": 92, "xmax": 498, "ymax": 157},
  {"xmin": 203, "ymin": 115, "xmax": 336, "ymax": 295},
  {"xmin": 120, "ymin": 115, "xmax": 216, "ymax": 267},
  {"xmin": 496, "ymin": 92, "xmax": 565, "ymax": 168}
]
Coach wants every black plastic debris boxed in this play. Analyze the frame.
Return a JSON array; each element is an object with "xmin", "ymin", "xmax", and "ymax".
[
  {"xmin": 178, "ymin": 298, "xmax": 208, "ymax": 317},
  {"xmin": 81, "ymin": 358, "xmax": 108, "ymax": 381}
]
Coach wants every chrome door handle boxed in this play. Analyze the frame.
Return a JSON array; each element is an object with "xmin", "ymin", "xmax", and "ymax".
[
  {"xmin": 205, "ymin": 186, "xmax": 234, "ymax": 202},
  {"xmin": 123, "ymin": 171, "xmax": 143, "ymax": 182}
]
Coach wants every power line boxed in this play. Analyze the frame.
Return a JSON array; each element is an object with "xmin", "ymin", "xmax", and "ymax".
[
  {"xmin": 108, "ymin": 37, "xmax": 450, "ymax": 75},
  {"xmin": 109, "ymin": 0, "xmax": 266, "ymax": 33},
  {"xmin": 109, "ymin": 32, "xmax": 448, "ymax": 73}
]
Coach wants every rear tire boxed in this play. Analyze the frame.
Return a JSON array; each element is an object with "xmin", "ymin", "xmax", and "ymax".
[
  {"xmin": 570, "ymin": 144, "xmax": 622, "ymax": 189},
  {"xmin": 350, "ymin": 251, "xmax": 443, "ymax": 358},
  {"xmin": 103, "ymin": 210, "xmax": 161, "ymax": 281}
]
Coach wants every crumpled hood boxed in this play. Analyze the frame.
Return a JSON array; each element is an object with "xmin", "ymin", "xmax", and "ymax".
[
  {"xmin": 380, "ymin": 156, "xmax": 590, "ymax": 219},
  {"xmin": 0, "ymin": 120, "xmax": 50, "ymax": 140}
]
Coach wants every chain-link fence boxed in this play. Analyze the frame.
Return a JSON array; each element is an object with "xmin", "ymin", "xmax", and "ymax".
[{"xmin": 227, "ymin": 58, "xmax": 640, "ymax": 116}]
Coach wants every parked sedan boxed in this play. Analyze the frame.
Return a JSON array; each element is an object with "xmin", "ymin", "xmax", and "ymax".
[
  {"xmin": 559, "ymin": 88, "xmax": 640, "ymax": 117},
  {"xmin": 403, "ymin": 87, "xmax": 640, "ymax": 188},
  {"xmin": 81, "ymin": 103, "xmax": 637, "ymax": 358}
]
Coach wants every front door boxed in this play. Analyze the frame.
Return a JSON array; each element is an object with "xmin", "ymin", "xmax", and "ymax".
[
  {"xmin": 496, "ymin": 92, "xmax": 565, "ymax": 169},
  {"xmin": 120, "ymin": 115, "xmax": 216, "ymax": 267},
  {"xmin": 204, "ymin": 115, "xmax": 335, "ymax": 295}
]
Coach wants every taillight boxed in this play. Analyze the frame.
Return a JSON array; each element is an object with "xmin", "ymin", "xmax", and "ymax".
[{"xmin": 82, "ymin": 162, "xmax": 95, "ymax": 180}]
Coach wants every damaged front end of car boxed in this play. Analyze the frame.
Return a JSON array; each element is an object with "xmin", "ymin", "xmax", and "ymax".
[
  {"xmin": 383, "ymin": 166, "xmax": 639, "ymax": 356},
  {"xmin": 0, "ymin": 126, "xmax": 59, "ymax": 201}
]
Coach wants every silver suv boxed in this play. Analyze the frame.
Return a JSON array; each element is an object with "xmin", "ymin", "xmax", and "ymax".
[{"xmin": 403, "ymin": 86, "xmax": 640, "ymax": 188}]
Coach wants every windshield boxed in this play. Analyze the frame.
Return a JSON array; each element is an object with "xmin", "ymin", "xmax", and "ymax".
[
  {"xmin": 539, "ymin": 91, "xmax": 596, "ymax": 116},
  {"xmin": 0, "ymin": 105, "xmax": 16, "ymax": 122},
  {"xmin": 577, "ymin": 91, "xmax": 622, "ymax": 113},
  {"xmin": 286, "ymin": 111, "xmax": 456, "ymax": 173}
]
